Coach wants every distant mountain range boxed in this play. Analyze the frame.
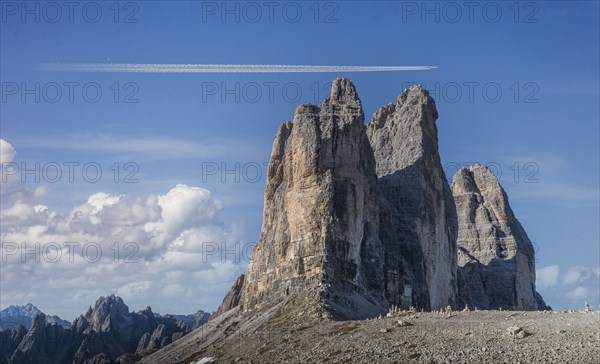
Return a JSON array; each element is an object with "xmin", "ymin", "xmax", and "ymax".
[
  {"xmin": 0, "ymin": 302, "xmax": 209, "ymax": 332},
  {"xmin": 0, "ymin": 296, "xmax": 209, "ymax": 363},
  {"xmin": 0, "ymin": 303, "xmax": 70, "ymax": 330},
  {"xmin": 165, "ymin": 311, "xmax": 210, "ymax": 330}
]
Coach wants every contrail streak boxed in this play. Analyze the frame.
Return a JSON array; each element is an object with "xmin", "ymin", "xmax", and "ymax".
[{"xmin": 38, "ymin": 63, "xmax": 437, "ymax": 73}]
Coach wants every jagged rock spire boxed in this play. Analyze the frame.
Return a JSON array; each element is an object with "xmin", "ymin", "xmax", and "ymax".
[
  {"xmin": 452, "ymin": 165, "xmax": 540, "ymax": 310},
  {"xmin": 327, "ymin": 78, "xmax": 361, "ymax": 106},
  {"xmin": 239, "ymin": 78, "xmax": 386, "ymax": 319}
]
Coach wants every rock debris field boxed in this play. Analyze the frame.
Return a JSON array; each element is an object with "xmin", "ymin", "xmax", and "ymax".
[{"xmin": 190, "ymin": 310, "xmax": 599, "ymax": 364}]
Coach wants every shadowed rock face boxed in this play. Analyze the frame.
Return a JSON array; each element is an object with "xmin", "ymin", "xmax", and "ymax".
[
  {"xmin": 213, "ymin": 274, "xmax": 245, "ymax": 317},
  {"xmin": 452, "ymin": 165, "xmax": 540, "ymax": 310},
  {"xmin": 240, "ymin": 78, "xmax": 387, "ymax": 319},
  {"xmin": 0, "ymin": 325, "xmax": 27, "ymax": 360},
  {"xmin": 6, "ymin": 313, "xmax": 73, "ymax": 364},
  {"xmin": 366, "ymin": 85, "xmax": 458, "ymax": 310}
]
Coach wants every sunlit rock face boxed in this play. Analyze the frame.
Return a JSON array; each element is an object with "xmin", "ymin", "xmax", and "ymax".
[{"xmin": 240, "ymin": 78, "xmax": 388, "ymax": 319}]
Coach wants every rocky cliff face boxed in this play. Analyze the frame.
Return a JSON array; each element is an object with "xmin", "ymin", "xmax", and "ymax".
[
  {"xmin": 366, "ymin": 85, "xmax": 458, "ymax": 310},
  {"xmin": 213, "ymin": 274, "xmax": 245, "ymax": 317},
  {"xmin": 224, "ymin": 81, "xmax": 463, "ymax": 318},
  {"xmin": 1, "ymin": 295, "xmax": 193, "ymax": 364},
  {"xmin": 451, "ymin": 165, "xmax": 541, "ymax": 310},
  {"xmin": 241, "ymin": 78, "xmax": 387, "ymax": 319}
]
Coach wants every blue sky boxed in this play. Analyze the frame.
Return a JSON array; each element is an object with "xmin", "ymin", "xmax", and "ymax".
[{"xmin": 1, "ymin": 1, "xmax": 598, "ymax": 320}]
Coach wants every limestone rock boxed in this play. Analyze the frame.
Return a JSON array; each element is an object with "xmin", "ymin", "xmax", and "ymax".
[
  {"xmin": 241, "ymin": 78, "xmax": 387, "ymax": 319},
  {"xmin": 536, "ymin": 291, "xmax": 552, "ymax": 311},
  {"xmin": 213, "ymin": 274, "xmax": 245, "ymax": 317},
  {"xmin": 506, "ymin": 326, "xmax": 530, "ymax": 339},
  {"xmin": 366, "ymin": 85, "xmax": 458, "ymax": 310},
  {"xmin": 397, "ymin": 320, "xmax": 413, "ymax": 327},
  {"xmin": 452, "ymin": 165, "xmax": 541, "ymax": 310}
]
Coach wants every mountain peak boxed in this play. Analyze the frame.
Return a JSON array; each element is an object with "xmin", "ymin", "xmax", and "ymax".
[
  {"xmin": 398, "ymin": 83, "xmax": 428, "ymax": 99},
  {"xmin": 327, "ymin": 77, "xmax": 360, "ymax": 105},
  {"xmin": 0, "ymin": 304, "xmax": 70, "ymax": 330},
  {"xmin": 84, "ymin": 294, "xmax": 130, "ymax": 331},
  {"xmin": 95, "ymin": 293, "xmax": 125, "ymax": 307}
]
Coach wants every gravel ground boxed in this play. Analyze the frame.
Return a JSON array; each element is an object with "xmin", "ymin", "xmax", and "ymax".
[{"xmin": 187, "ymin": 309, "xmax": 599, "ymax": 364}]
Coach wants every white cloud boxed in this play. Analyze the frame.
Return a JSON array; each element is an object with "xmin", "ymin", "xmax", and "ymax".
[
  {"xmin": 117, "ymin": 281, "xmax": 153, "ymax": 297},
  {"xmin": 0, "ymin": 139, "xmax": 16, "ymax": 164},
  {"xmin": 562, "ymin": 266, "xmax": 600, "ymax": 286},
  {"xmin": 563, "ymin": 267, "xmax": 583, "ymax": 285},
  {"xmin": 0, "ymin": 185, "xmax": 247, "ymax": 319},
  {"xmin": 536, "ymin": 265, "xmax": 600, "ymax": 310},
  {"xmin": 0, "ymin": 141, "xmax": 50, "ymax": 203},
  {"xmin": 536, "ymin": 265, "xmax": 560, "ymax": 288},
  {"xmin": 569, "ymin": 287, "xmax": 588, "ymax": 300},
  {"xmin": 149, "ymin": 184, "xmax": 223, "ymax": 237}
]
